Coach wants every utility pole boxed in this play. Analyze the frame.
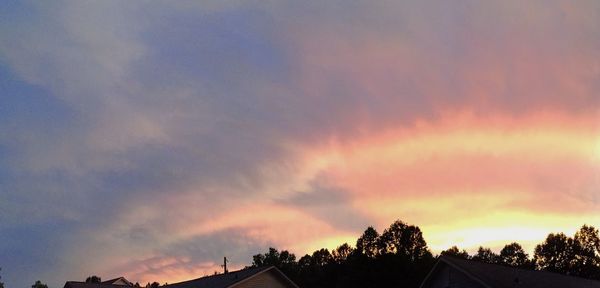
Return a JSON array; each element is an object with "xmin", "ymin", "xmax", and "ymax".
[{"xmin": 222, "ymin": 257, "xmax": 228, "ymax": 274}]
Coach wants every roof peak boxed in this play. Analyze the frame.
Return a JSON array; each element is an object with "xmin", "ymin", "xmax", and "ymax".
[{"xmin": 435, "ymin": 255, "xmax": 600, "ymax": 288}]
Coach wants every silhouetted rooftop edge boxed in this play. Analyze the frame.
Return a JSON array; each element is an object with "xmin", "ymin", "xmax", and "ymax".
[
  {"xmin": 163, "ymin": 266, "xmax": 299, "ymax": 288},
  {"xmin": 420, "ymin": 255, "xmax": 600, "ymax": 288}
]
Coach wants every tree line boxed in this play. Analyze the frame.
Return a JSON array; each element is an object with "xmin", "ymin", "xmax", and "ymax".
[
  {"xmin": 250, "ymin": 220, "xmax": 600, "ymax": 288},
  {"xmin": 6, "ymin": 221, "xmax": 599, "ymax": 288}
]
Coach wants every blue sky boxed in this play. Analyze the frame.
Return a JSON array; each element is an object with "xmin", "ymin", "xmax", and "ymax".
[{"xmin": 1, "ymin": 1, "xmax": 599, "ymax": 287}]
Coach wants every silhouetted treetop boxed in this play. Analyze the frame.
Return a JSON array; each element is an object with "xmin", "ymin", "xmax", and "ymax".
[
  {"xmin": 252, "ymin": 247, "xmax": 297, "ymax": 269},
  {"xmin": 379, "ymin": 220, "xmax": 431, "ymax": 261},
  {"xmin": 32, "ymin": 280, "xmax": 48, "ymax": 288},
  {"xmin": 86, "ymin": 276, "xmax": 102, "ymax": 283},
  {"xmin": 572, "ymin": 225, "xmax": 600, "ymax": 278},
  {"xmin": 249, "ymin": 221, "xmax": 600, "ymax": 287},
  {"xmin": 471, "ymin": 247, "xmax": 497, "ymax": 264},
  {"xmin": 356, "ymin": 226, "xmax": 380, "ymax": 258},
  {"xmin": 534, "ymin": 232, "xmax": 576, "ymax": 273},
  {"xmin": 332, "ymin": 243, "xmax": 354, "ymax": 264},
  {"xmin": 311, "ymin": 248, "xmax": 333, "ymax": 266},
  {"xmin": 574, "ymin": 225, "xmax": 600, "ymax": 259},
  {"xmin": 440, "ymin": 246, "xmax": 470, "ymax": 259},
  {"xmin": 498, "ymin": 242, "xmax": 529, "ymax": 268},
  {"xmin": 298, "ymin": 254, "xmax": 311, "ymax": 269}
]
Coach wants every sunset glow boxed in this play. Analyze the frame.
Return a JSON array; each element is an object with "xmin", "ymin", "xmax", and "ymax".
[{"xmin": 1, "ymin": 1, "xmax": 599, "ymax": 287}]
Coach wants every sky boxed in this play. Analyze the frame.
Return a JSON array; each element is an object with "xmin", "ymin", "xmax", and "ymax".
[{"xmin": 0, "ymin": 0, "xmax": 599, "ymax": 287}]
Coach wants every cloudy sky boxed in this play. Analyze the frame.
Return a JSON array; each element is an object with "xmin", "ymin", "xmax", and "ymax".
[{"xmin": 1, "ymin": 0, "xmax": 599, "ymax": 287}]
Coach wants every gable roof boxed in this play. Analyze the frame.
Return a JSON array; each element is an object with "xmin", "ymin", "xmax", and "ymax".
[
  {"xmin": 64, "ymin": 276, "xmax": 134, "ymax": 288},
  {"xmin": 421, "ymin": 256, "xmax": 600, "ymax": 288},
  {"xmin": 101, "ymin": 277, "xmax": 133, "ymax": 286},
  {"xmin": 64, "ymin": 282, "xmax": 130, "ymax": 288},
  {"xmin": 163, "ymin": 266, "xmax": 298, "ymax": 288}
]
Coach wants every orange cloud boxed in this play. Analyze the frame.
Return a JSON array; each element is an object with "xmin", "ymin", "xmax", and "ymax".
[{"xmin": 288, "ymin": 110, "xmax": 599, "ymax": 253}]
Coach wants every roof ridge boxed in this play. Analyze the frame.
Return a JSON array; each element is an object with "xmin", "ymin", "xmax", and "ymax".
[
  {"xmin": 440, "ymin": 255, "xmax": 600, "ymax": 287},
  {"xmin": 163, "ymin": 265, "xmax": 272, "ymax": 288},
  {"xmin": 442, "ymin": 255, "xmax": 600, "ymax": 283}
]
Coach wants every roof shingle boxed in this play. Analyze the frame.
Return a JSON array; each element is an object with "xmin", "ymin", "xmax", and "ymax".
[
  {"xmin": 438, "ymin": 256, "xmax": 600, "ymax": 288},
  {"xmin": 163, "ymin": 266, "xmax": 275, "ymax": 288}
]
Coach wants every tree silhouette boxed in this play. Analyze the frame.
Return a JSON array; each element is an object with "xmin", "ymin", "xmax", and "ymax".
[
  {"xmin": 498, "ymin": 242, "xmax": 529, "ymax": 268},
  {"xmin": 575, "ymin": 225, "xmax": 600, "ymax": 255},
  {"xmin": 534, "ymin": 233, "xmax": 576, "ymax": 273},
  {"xmin": 0, "ymin": 267, "xmax": 4, "ymax": 288},
  {"xmin": 251, "ymin": 247, "xmax": 300, "ymax": 281},
  {"xmin": 440, "ymin": 246, "xmax": 469, "ymax": 259},
  {"xmin": 532, "ymin": 226, "xmax": 600, "ymax": 279},
  {"xmin": 378, "ymin": 220, "xmax": 431, "ymax": 261},
  {"xmin": 279, "ymin": 250, "xmax": 297, "ymax": 266},
  {"xmin": 252, "ymin": 247, "xmax": 297, "ymax": 272},
  {"xmin": 32, "ymin": 281, "xmax": 48, "ymax": 288},
  {"xmin": 148, "ymin": 282, "xmax": 160, "ymax": 288},
  {"xmin": 252, "ymin": 248, "xmax": 275, "ymax": 267},
  {"xmin": 332, "ymin": 243, "xmax": 354, "ymax": 264},
  {"xmin": 471, "ymin": 247, "xmax": 497, "ymax": 264},
  {"xmin": 572, "ymin": 225, "xmax": 600, "ymax": 278},
  {"xmin": 298, "ymin": 254, "xmax": 312, "ymax": 269},
  {"xmin": 356, "ymin": 226, "xmax": 380, "ymax": 258},
  {"xmin": 247, "ymin": 221, "xmax": 600, "ymax": 287},
  {"xmin": 86, "ymin": 276, "xmax": 102, "ymax": 283},
  {"xmin": 310, "ymin": 248, "xmax": 333, "ymax": 266}
]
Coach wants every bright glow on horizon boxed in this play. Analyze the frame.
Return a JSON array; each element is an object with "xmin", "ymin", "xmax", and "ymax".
[{"xmin": 1, "ymin": 2, "xmax": 599, "ymax": 288}]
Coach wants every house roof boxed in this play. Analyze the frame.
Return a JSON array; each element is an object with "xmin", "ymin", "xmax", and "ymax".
[
  {"xmin": 64, "ymin": 282, "xmax": 130, "ymax": 288},
  {"xmin": 163, "ymin": 266, "xmax": 298, "ymax": 288},
  {"xmin": 101, "ymin": 277, "xmax": 133, "ymax": 286},
  {"xmin": 64, "ymin": 276, "xmax": 133, "ymax": 288},
  {"xmin": 421, "ymin": 256, "xmax": 600, "ymax": 288}
]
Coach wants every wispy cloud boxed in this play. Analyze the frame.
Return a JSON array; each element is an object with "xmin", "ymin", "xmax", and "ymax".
[{"xmin": 0, "ymin": 1, "xmax": 598, "ymax": 287}]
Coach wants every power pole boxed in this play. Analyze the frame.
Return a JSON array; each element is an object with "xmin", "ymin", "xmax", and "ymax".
[{"xmin": 222, "ymin": 257, "xmax": 228, "ymax": 274}]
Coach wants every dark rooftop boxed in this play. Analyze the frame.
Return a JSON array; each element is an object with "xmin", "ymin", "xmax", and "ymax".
[
  {"xmin": 163, "ymin": 266, "xmax": 275, "ymax": 288},
  {"xmin": 101, "ymin": 277, "xmax": 132, "ymax": 286},
  {"xmin": 440, "ymin": 256, "xmax": 600, "ymax": 288},
  {"xmin": 64, "ymin": 282, "xmax": 130, "ymax": 288}
]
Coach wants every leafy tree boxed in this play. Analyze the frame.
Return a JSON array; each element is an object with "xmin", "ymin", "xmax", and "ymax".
[
  {"xmin": 252, "ymin": 247, "xmax": 296, "ymax": 268},
  {"xmin": 533, "ymin": 233, "xmax": 577, "ymax": 273},
  {"xmin": 379, "ymin": 220, "xmax": 431, "ymax": 261},
  {"xmin": 252, "ymin": 247, "xmax": 277, "ymax": 267},
  {"xmin": 534, "ymin": 227, "xmax": 600, "ymax": 279},
  {"xmin": 311, "ymin": 248, "xmax": 333, "ymax": 266},
  {"xmin": 86, "ymin": 276, "xmax": 102, "ymax": 283},
  {"xmin": 253, "ymin": 247, "xmax": 277, "ymax": 266},
  {"xmin": 471, "ymin": 247, "xmax": 497, "ymax": 264},
  {"xmin": 356, "ymin": 226, "xmax": 380, "ymax": 258},
  {"xmin": 332, "ymin": 243, "xmax": 354, "ymax": 264},
  {"xmin": 0, "ymin": 267, "xmax": 4, "ymax": 288},
  {"xmin": 498, "ymin": 242, "xmax": 529, "ymax": 268},
  {"xmin": 251, "ymin": 247, "xmax": 300, "ymax": 283},
  {"xmin": 575, "ymin": 225, "xmax": 600, "ymax": 255},
  {"xmin": 252, "ymin": 253, "xmax": 266, "ymax": 267},
  {"xmin": 440, "ymin": 246, "xmax": 469, "ymax": 259},
  {"xmin": 148, "ymin": 282, "xmax": 160, "ymax": 288},
  {"xmin": 572, "ymin": 225, "xmax": 600, "ymax": 278},
  {"xmin": 298, "ymin": 254, "xmax": 312, "ymax": 269},
  {"xmin": 32, "ymin": 281, "xmax": 48, "ymax": 288},
  {"xmin": 279, "ymin": 250, "xmax": 297, "ymax": 266},
  {"xmin": 251, "ymin": 247, "xmax": 298, "ymax": 280}
]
